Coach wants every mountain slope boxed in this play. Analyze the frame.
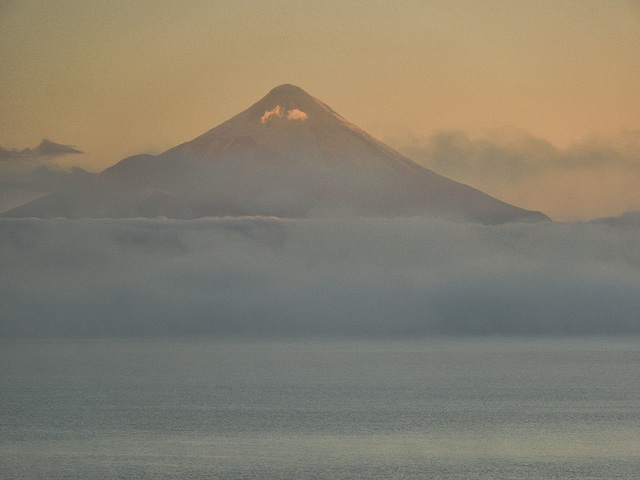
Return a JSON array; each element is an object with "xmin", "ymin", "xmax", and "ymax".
[{"xmin": 3, "ymin": 84, "xmax": 548, "ymax": 223}]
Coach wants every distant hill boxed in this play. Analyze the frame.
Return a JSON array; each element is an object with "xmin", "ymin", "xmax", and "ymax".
[{"xmin": 593, "ymin": 210, "xmax": 640, "ymax": 228}]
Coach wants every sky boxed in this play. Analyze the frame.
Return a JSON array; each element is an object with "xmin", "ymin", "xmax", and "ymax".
[{"xmin": 1, "ymin": 0, "xmax": 639, "ymax": 220}]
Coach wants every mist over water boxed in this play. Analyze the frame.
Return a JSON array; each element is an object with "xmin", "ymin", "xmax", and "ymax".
[
  {"xmin": 1, "ymin": 216, "xmax": 639, "ymax": 337},
  {"xmin": 1, "ymin": 337, "xmax": 639, "ymax": 479}
]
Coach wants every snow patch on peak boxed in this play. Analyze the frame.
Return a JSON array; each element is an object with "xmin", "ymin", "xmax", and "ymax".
[
  {"xmin": 286, "ymin": 109, "xmax": 307, "ymax": 121},
  {"xmin": 261, "ymin": 105, "xmax": 283, "ymax": 123},
  {"xmin": 261, "ymin": 105, "xmax": 307, "ymax": 124}
]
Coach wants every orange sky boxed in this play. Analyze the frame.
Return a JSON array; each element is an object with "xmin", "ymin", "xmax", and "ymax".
[{"xmin": 1, "ymin": 0, "xmax": 639, "ymax": 220}]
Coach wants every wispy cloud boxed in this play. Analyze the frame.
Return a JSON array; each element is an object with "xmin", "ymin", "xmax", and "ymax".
[
  {"xmin": 395, "ymin": 130, "xmax": 640, "ymax": 221},
  {"xmin": 0, "ymin": 139, "xmax": 83, "ymax": 161}
]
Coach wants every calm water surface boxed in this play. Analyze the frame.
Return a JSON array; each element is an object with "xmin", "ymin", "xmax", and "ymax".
[{"xmin": 1, "ymin": 337, "xmax": 639, "ymax": 479}]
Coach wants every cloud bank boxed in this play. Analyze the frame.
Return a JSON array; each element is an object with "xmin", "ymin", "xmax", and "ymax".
[
  {"xmin": 396, "ymin": 130, "xmax": 640, "ymax": 221},
  {"xmin": 1, "ymin": 216, "xmax": 638, "ymax": 338}
]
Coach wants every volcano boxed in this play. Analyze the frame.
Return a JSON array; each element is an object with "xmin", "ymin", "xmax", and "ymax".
[{"xmin": 3, "ymin": 84, "xmax": 547, "ymax": 223}]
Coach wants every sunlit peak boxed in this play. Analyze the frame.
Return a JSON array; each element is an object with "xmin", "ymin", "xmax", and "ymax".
[{"xmin": 261, "ymin": 105, "xmax": 308, "ymax": 124}]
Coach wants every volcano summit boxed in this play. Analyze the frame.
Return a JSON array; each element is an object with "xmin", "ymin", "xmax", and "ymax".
[{"xmin": 4, "ymin": 85, "xmax": 547, "ymax": 223}]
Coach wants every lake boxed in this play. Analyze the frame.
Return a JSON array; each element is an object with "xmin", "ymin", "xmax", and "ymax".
[{"xmin": 1, "ymin": 337, "xmax": 639, "ymax": 479}]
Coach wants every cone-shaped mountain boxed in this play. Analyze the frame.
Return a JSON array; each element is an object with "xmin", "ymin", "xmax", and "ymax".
[{"xmin": 3, "ymin": 85, "xmax": 548, "ymax": 223}]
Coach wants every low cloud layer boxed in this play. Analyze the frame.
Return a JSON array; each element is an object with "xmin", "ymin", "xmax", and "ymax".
[
  {"xmin": 1, "ymin": 216, "xmax": 638, "ymax": 338},
  {"xmin": 396, "ymin": 130, "xmax": 640, "ymax": 221}
]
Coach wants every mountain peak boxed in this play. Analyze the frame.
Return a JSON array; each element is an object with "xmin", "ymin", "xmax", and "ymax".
[
  {"xmin": 267, "ymin": 84, "xmax": 308, "ymax": 96},
  {"xmin": 253, "ymin": 83, "xmax": 326, "ymax": 118},
  {"xmin": 184, "ymin": 84, "xmax": 344, "ymax": 147},
  {"xmin": 3, "ymin": 84, "xmax": 549, "ymax": 223}
]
